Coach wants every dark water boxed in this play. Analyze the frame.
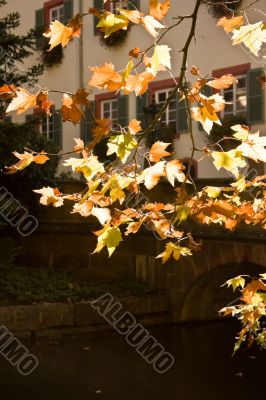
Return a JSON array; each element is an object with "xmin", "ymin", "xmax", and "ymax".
[{"xmin": 0, "ymin": 320, "xmax": 265, "ymax": 400}]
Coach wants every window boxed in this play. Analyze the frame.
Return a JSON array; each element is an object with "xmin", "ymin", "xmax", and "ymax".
[
  {"xmin": 154, "ymin": 88, "xmax": 176, "ymax": 128},
  {"xmin": 50, "ymin": 4, "xmax": 64, "ymax": 22},
  {"xmin": 222, "ymin": 75, "xmax": 247, "ymax": 117},
  {"xmin": 40, "ymin": 114, "xmax": 54, "ymax": 141},
  {"xmin": 101, "ymin": 99, "xmax": 118, "ymax": 127}
]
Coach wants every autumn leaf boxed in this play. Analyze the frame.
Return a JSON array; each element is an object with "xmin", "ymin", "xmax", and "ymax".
[
  {"xmin": 232, "ymin": 126, "xmax": 266, "ymax": 163},
  {"xmin": 223, "ymin": 275, "xmax": 246, "ymax": 292},
  {"xmin": 128, "ymin": 119, "xmax": 142, "ymax": 134},
  {"xmin": 174, "ymin": 205, "xmax": 190, "ymax": 224},
  {"xmin": 231, "ymin": 21, "xmax": 266, "ymax": 56},
  {"xmin": 36, "ymin": 90, "xmax": 53, "ymax": 115},
  {"xmin": 212, "ymin": 149, "xmax": 246, "ymax": 178},
  {"xmin": 73, "ymin": 138, "xmax": 85, "ymax": 153},
  {"xmin": 118, "ymin": 9, "xmax": 142, "ymax": 24},
  {"xmin": 43, "ymin": 20, "xmax": 74, "ymax": 51},
  {"xmin": 149, "ymin": 0, "xmax": 171, "ymax": 21},
  {"xmin": 93, "ymin": 226, "xmax": 123, "ymax": 257},
  {"xmin": 217, "ymin": 16, "xmax": 244, "ymax": 33},
  {"xmin": 207, "ymin": 74, "xmax": 238, "ymax": 90},
  {"xmin": 3, "ymin": 151, "xmax": 49, "ymax": 174},
  {"xmin": 97, "ymin": 13, "xmax": 128, "ymax": 38},
  {"xmin": 191, "ymin": 104, "xmax": 221, "ymax": 134},
  {"xmin": 34, "ymin": 187, "xmax": 64, "ymax": 207},
  {"xmin": 61, "ymin": 93, "xmax": 83, "ymax": 124},
  {"xmin": 141, "ymin": 15, "xmax": 164, "ymax": 38},
  {"xmin": 150, "ymin": 45, "xmax": 171, "ymax": 74},
  {"xmin": 0, "ymin": 84, "xmax": 17, "ymax": 99},
  {"xmin": 165, "ymin": 160, "xmax": 186, "ymax": 186},
  {"xmin": 204, "ymin": 186, "xmax": 221, "ymax": 198},
  {"xmin": 138, "ymin": 161, "xmax": 166, "ymax": 189},
  {"xmin": 149, "ymin": 141, "xmax": 171, "ymax": 162},
  {"xmin": 156, "ymin": 241, "xmax": 192, "ymax": 264},
  {"xmin": 68, "ymin": 13, "xmax": 82, "ymax": 36},
  {"xmin": 6, "ymin": 88, "xmax": 36, "ymax": 115},
  {"xmin": 89, "ymin": 118, "xmax": 112, "ymax": 150},
  {"xmin": 129, "ymin": 47, "xmax": 141, "ymax": 58},
  {"xmin": 107, "ymin": 133, "xmax": 138, "ymax": 163},
  {"xmin": 89, "ymin": 63, "xmax": 122, "ymax": 91},
  {"xmin": 125, "ymin": 71, "xmax": 154, "ymax": 96},
  {"xmin": 63, "ymin": 155, "xmax": 104, "ymax": 180}
]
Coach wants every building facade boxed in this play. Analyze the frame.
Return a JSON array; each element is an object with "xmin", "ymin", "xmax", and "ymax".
[{"xmin": 3, "ymin": 0, "xmax": 266, "ymax": 178}]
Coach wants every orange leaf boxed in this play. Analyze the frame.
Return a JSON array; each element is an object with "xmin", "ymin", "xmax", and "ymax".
[
  {"xmin": 149, "ymin": 141, "xmax": 171, "ymax": 162},
  {"xmin": 43, "ymin": 20, "xmax": 74, "ymax": 51},
  {"xmin": 36, "ymin": 90, "xmax": 53, "ymax": 115},
  {"xmin": 61, "ymin": 93, "xmax": 83, "ymax": 124},
  {"xmin": 128, "ymin": 119, "xmax": 142, "ymax": 134},
  {"xmin": 89, "ymin": 63, "xmax": 122, "ymax": 91},
  {"xmin": 125, "ymin": 71, "xmax": 154, "ymax": 96},
  {"xmin": 149, "ymin": 0, "xmax": 171, "ymax": 21},
  {"xmin": 0, "ymin": 84, "xmax": 17, "ymax": 99},
  {"xmin": 207, "ymin": 74, "xmax": 238, "ymax": 90},
  {"xmin": 129, "ymin": 47, "xmax": 141, "ymax": 58},
  {"xmin": 6, "ymin": 88, "xmax": 36, "ymax": 115},
  {"xmin": 33, "ymin": 151, "xmax": 49, "ymax": 164},
  {"xmin": 217, "ymin": 16, "xmax": 244, "ymax": 33}
]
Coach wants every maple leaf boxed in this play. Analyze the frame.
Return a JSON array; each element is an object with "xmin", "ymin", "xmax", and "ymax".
[
  {"xmin": 165, "ymin": 160, "xmax": 186, "ymax": 186},
  {"xmin": 217, "ymin": 16, "xmax": 244, "ymax": 33},
  {"xmin": 61, "ymin": 93, "xmax": 83, "ymax": 124},
  {"xmin": 97, "ymin": 13, "xmax": 128, "ymax": 38},
  {"xmin": 91, "ymin": 207, "xmax": 111, "ymax": 225},
  {"xmin": 231, "ymin": 21, "xmax": 266, "ymax": 56},
  {"xmin": 138, "ymin": 161, "xmax": 166, "ymax": 189},
  {"xmin": 125, "ymin": 71, "xmax": 155, "ymax": 96},
  {"xmin": 43, "ymin": 20, "xmax": 74, "ymax": 51},
  {"xmin": 204, "ymin": 186, "xmax": 221, "ymax": 198},
  {"xmin": 232, "ymin": 126, "xmax": 266, "ymax": 163},
  {"xmin": 63, "ymin": 155, "xmax": 104, "ymax": 180},
  {"xmin": 34, "ymin": 187, "xmax": 64, "ymax": 207},
  {"xmin": 6, "ymin": 88, "xmax": 36, "ymax": 115},
  {"xmin": 93, "ymin": 226, "xmax": 123, "ymax": 257},
  {"xmin": 156, "ymin": 241, "xmax": 192, "ymax": 264},
  {"xmin": 73, "ymin": 138, "xmax": 85, "ymax": 153},
  {"xmin": 212, "ymin": 149, "xmax": 246, "ymax": 178},
  {"xmin": 207, "ymin": 74, "xmax": 238, "ymax": 90},
  {"xmin": 150, "ymin": 45, "xmax": 171, "ymax": 74},
  {"xmin": 149, "ymin": 141, "xmax": 171, "ymax": 162},
  {"xmin": 36, "ymin": 90, "xmax": 53, "ymax": 115},
  {"xmin": 89, "ymin": 63, "xmax": 122, "ymax": 91},
  {"xmin": 107, "ymin": 133, "xmax": 138, "ymax": 163},
  {"xmin": 3, "ymin": 151, "xmax": 49, "ymax": 174},
  {"xmin": 0, "ymin": 84, "xmax": 17, "ymax": 99},
  {"xmin": 128, "ymin": 119, "xmax": 142, "ymax": 134},
  {"xmin": 141, "ymin": 15, "xmax": 164, "ymax": 38},
  {"xmin": 68, "ymin": 13, "xmax": 82, "ymax": 36},
  {"xmin": 118, "ymin": 9, "xmax": 142, "ymax": 24},
  {"xmin": 173, "ymin": 205, "xmax": 190, "ymax": 224},
  {"xmin": 149, "ymin": 0, "xmax": 171, "ymax": 21},
  {"xmin": 191, "ymin": 105, "xmax": 221, "ymax": 134}
]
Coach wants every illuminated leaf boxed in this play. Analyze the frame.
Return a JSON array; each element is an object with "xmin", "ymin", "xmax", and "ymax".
[
  {"xmin": 212, "ymin": 149, "xmax": 246, "ymax": 177},
  {"xmin": 43, "ymin": 20, "xmax": 74, "ymax": 51},
  {"xmin": 107, "ymin": 133, "xmax": 138, "ymax": 163},
  {"xmin": 93, "ymin": 226, "xmax": 123, "ymax": 257},
  {"xmin": 223, "ymin": 275, "xmax": 246, "ymax": 292},
  {"xmin": 207, "ymin": 74, "xmax": 238, "ymax": 90},
  {"xmin": 149, "ymin": 0, "xmax": 171, "ymax": 21},
  {"xmin": 150, "ymin": 45, "xmax": 171, "ymax": 74},
  {"xmin": 156, "ymin": 241, "xmax": 192, "ymax": 264},
  {"xmin": 34, "ymin": 187, "xmax": 63, "ymax": 207},
  {"xmin": 165, "ymin": 160, "xmax": 186, "ymax": 186},
  {"xmin": 6, "ymin": 88, "xmax": 36, "ymax": 115},
  {"xmin": 89, "ymin": 63, "xmax": 122, "ymax": 91},
  {"xmin": 231, "ymin": 21, "xmax": 266, "ymax": 56},
  {"xmin": 149, "ymin": 141, "xmax": 171, "ymax": 162},
  {"xmin": 97, "ymin": 13, "xmax": 128, "ymax": 38},
  {"xmin": 217, "ymin": 16, "xmax": 243, "ymax": 33},
  {"xmin": 141, "ymin": 15, "xmax": 164, "ymax": 38}
]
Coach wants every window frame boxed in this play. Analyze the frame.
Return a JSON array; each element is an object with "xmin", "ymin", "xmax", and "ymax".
[
  {"xmin": 212, "ymin": 63, "xmax": 250, "ymax": 119},
  {"xmin": 149, "ymin": 78, "xmax": 178, "ymax": 130},
  {"xmin": 44, "ymin": 0, "xmax": 64, "ymax": 25},
  {"xmin": 95, "ymin": 92, "xmax": 120, "ymax": 128}
]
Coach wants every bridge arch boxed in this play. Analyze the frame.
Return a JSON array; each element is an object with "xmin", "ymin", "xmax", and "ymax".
[{"xmin": 180, "ymin": 262, "xmax": 266, "ymax": 322}]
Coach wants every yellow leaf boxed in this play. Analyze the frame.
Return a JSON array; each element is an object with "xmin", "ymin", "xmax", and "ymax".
[
  {"xmin": 150, "ymin": 45, "xmax": 171, "ymax": 74},
  {"xmin": 118, "ymin": 9, "xmax": 142, "ymax": 24},
  {"xmin": 223, "ymin": 276, "xmax": 246, "ymax": 292},
  {"xmin": 156, "ymin": 241, "xmax": 192, "ymax": 264},
  {"xmin": 138, "ymin": 161, "xmax": 166, "ymax": 189},
  {"xmin": 231, "ymin": 21, "xmax": 266, "ymax": 56},
  {"xmin": 107, "ymin": 133, "xmax": 138, "ymax": 164},
  {"xmin": 212, "ymin": 149, "xmax": 246, "ymax": 178},
  {"xmin": 93, "ymin": 226, "xmax": 122, "ymax": 257},
  {"xmin": 204, "ymin": 186, "xmax": 221, "ymax": 198},
  {"xmin": 34, "ymin": 187, "xmax": 64, "ymax": 208},
  {"xmin": 97, "ymin": 13, "xmax": 128, "ymax": 38}
]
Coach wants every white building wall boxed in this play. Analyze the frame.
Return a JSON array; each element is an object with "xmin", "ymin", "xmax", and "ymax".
[{"xmin": 3, "ymin": 0, "xmax": 266, "ymax": 178}]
